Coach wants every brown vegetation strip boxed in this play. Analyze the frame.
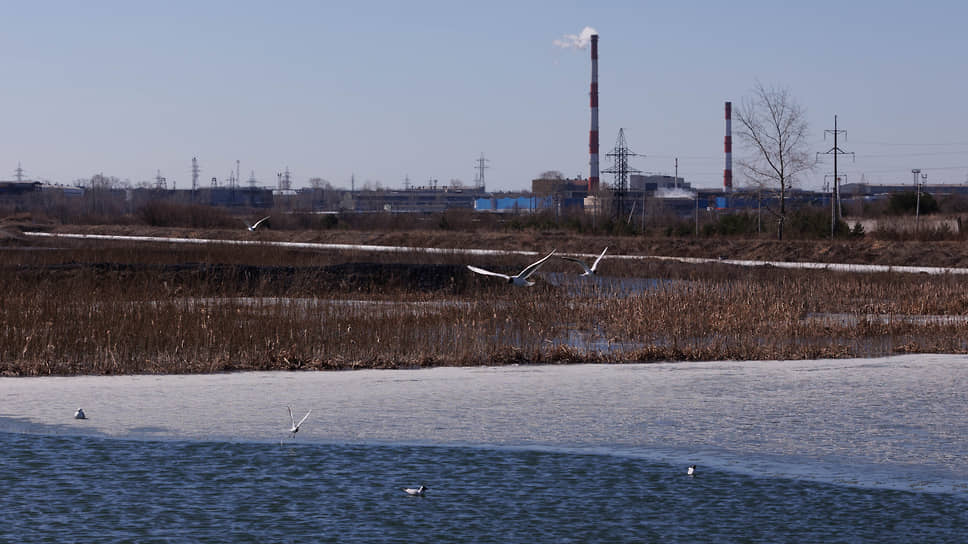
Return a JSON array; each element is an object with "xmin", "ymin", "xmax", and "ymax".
[
  {"xmin": 3, "ymin": 234, "xmax": 968, "ymax": 376},
  {"xmin": 22, "ymin": 224, "xmax": 968, "ymax": 268}
]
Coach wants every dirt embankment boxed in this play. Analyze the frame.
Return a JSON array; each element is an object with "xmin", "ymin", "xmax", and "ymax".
[{"xmin": 10, "ymin": 222, "xmax": 968, "ymax": 268}]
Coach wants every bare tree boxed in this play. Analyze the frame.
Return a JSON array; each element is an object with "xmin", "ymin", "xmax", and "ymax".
[
  {"xmin": 308, "ymin": 177, "xmax": 331, "ymax": 190},
  {"xmin": 539, "ymin": 170, "xmax": 564, "ymax": 180},
  {"xmin": 89, "ymin": 173, "xmax": 121, "ymax": 190},
  {"xmin": 736, "ymin": 83, "xmax": 814, "ymax": 239}
]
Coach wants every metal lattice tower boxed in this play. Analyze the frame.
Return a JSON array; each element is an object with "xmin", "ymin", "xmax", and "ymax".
[
  {"xmin": 475, "ymin": 153, "xmax": 490, "ymax": 191},
  {"xmin": 155, "ymin": 169, "xmax": 167, "ymax": 190},
  {"xmin": 603, "ymin": 128, "xmax": 641, "ymax": 218},
  {"xmin": 14, "ymin": 162, "xmax": 25, "ymax": 182},
  {"xmin": 277, "ymin": 167, "xmax": 291, "ymax": 191}
]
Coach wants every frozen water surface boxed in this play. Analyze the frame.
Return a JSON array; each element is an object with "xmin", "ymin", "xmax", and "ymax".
[{"xmin": 1, "ymin": 354, "xmax": 965, "ymax": 494}]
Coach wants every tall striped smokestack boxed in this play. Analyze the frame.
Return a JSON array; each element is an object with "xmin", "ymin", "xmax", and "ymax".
[
  {"xmin": 588, "ymin": 34, "xmax": 599, "ymax": 192},
  {"xmin": 724, "ymin": 101, "xmax": 733, "ymax": 192}
]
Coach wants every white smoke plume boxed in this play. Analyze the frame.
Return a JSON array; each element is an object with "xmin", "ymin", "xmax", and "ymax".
[{"xmin": 553, "ymin": 26, "xmax": 598, "ymax": 49}]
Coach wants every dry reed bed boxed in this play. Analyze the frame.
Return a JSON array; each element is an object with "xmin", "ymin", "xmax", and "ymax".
[{"xmin": 3, "ymin": 240, "xmax": 968, "ymax": 376}]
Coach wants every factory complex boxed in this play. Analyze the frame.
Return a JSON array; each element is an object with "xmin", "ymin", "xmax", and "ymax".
[{"xmin": 3, "ymin": 33, "xmax": 963, "ymax": 222}]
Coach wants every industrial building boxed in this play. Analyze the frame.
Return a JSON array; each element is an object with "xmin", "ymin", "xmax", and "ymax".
[
  {"xmin": 530, "ymin": 177, "xmax": 588, "ymax": 212},
  {"xmin": 840, "ymin": 183, "xmax": 968, "ymax": 197},
  {"xmin": 345, "ymin": 187, "xmax": 484, "ymax": 213},
  {"xmin": 630, "ymin": 174, "xmax": 690, "ymax": 193},
  {"xmin": 474, "ymin": 195, "xmax": 553, "ymax": 213}
]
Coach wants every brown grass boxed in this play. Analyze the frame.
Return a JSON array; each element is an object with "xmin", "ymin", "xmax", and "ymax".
[{"xmin": 2, "ymin": 230, "xmax": 968, "ymax": 375}]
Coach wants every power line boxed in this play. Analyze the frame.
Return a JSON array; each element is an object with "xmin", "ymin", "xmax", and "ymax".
[
  {"xmin": 848, "ymin": 151, "xmax": 968, "ymax": 158},
  {"xmin": 816, "ymin": 115, "xmax": 854, "ymax": 233},
  {"xmin": 849, "ymin": 140, "xmax": 968, "ymax": 147}
]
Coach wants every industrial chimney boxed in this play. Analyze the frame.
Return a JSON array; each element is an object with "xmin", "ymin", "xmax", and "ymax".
[
  {"xmin": 724, "ymin": 101, "xmax": 733, "ymax": 192},
  {"xmin": 588, "ymin": 34, "xmax": 599, "ymax": 192}
]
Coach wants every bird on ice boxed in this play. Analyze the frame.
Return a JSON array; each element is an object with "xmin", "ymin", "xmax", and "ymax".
[
  {"xmin": 560, "ymin": 247, "xmax": 608, "ymax": 276},
  {"xmin": 687, "ymin": 465, "xmax": 697, "ymax": 476},
  {"xmin": 74, "ymin": 408, "xmax": 87, "ymax": 420},
  {"xmin": 402, "ymin": 485, "xmax": 428, "ymax": 496},
  {"xmin": 287, "ymin": 406, "xmax": 311, "ymax": 438},
  {"xmin": 466, "ymin": 249, "xmax": 557, "ymax": 286},
  {"xmin": 244, "ymin": 216, "xmax": 271, "ymax": 232}
]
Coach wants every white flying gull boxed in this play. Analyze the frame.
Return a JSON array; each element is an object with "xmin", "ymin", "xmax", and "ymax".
[
  {"xmin": 74, "ymin": 408, "xmax": 87, "ymax": 420},
  {"xmin": 244, "ymin": 216, "xmax": 271, "ymax": 232},
  {"xmin": 560, "ymin": 247, "xmax": 608, "ymax": 276},
  {"xmin": 466, "ymin": 249, "xmax": 557, "ymax": 286},
  {"xmin": 402, "ymin": 485, "xmax": 428, "ymax": 496},
  {"xmin": 287, "ymin": 406, "xmax": 312, "ymax": 438}
]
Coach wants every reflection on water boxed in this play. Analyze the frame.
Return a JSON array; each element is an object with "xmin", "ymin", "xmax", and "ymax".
[{"xmin": 544, "ymin": 328, "xmax": 645, "ymax": 353}]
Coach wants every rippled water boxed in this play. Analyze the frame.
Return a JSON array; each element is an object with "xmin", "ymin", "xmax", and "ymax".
[
  {"xmin": 2, "ymin": 355, "xmax": 967, "ymax": 541},
  {"xmin": 2, "ymin": 436, "xmax": 965, "ymax": 543}
]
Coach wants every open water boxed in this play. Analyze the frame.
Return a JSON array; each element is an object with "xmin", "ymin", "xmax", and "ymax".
[{"xmin": 2, "ymin": 355, "xmax": 966, "ymax": 542}]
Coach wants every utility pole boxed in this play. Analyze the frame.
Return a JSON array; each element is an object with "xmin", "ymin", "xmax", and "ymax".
[
  {"xmin": 914, "ymin": 169, "xmax": 923, "ymax": 232},
  {"xmin": 695, "ymin": 191, "xmax": 699, "ymax": 237},
  {"xmin": 817, "ymin": 115, "xmax": 854, "ymax": 238}
]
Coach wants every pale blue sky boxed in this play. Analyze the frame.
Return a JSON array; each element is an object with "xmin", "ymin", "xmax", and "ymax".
[{"xmin": 3, "ymin": 1, "xmax": 966, "ymax": 191}]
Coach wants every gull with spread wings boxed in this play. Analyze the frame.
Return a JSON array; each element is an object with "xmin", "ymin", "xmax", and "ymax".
[
  {"xmin": 466, "ymin": 249, "xmax": 557, "ymax": 287},
  {"xmin": 559, "ymin": 247, "xmax": 608, "ymax": 276},
  {"xmin": 244, "ymin": 216, "xmax": 271, "ymax": 232},
  {"xmin": 286, "ymin": 406, "xmax": 312, "ymax": 439}
]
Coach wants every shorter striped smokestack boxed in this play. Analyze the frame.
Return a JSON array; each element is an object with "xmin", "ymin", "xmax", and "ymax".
[
  {"xmin": 724, "ymin": 101, "xmax": 733, "ymax": 192},
  {"xmin": 588, "ymin": 34, "xmax": 599, "ymax": 192}
]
